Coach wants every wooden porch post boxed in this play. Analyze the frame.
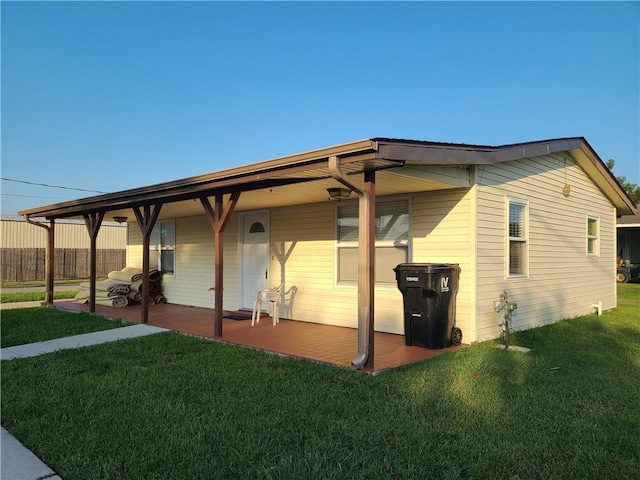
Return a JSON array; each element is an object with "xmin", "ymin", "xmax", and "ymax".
[
  {"xmin": 133, "ymin": 204, "xmax": 162, "ymax": 324},
  {"xmin": 24, "ymin": 216, "xmax": 56, "ymax": 306},
  {"xmin": 45, "ymin": 219, "xmax": 55, "ymax": 305},
  {"xmin": 362, "ymin": 170, "xmax": 376, "ymax": 370},
  {"xmin": 83, "ymin": 212, "xmax": 105, "ymax": 313},
  {"xmin": 201, "ymin": 192, "xmax": 240, "ymax": 337}
]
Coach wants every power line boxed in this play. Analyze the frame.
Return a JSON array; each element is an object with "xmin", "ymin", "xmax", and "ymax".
[
  {"xmin": 1, "ymin": 193, "xmax": 76, "ymax": 200},
  {"xmin": 0, "ymin": 177, "xmax": 107, "ymax": 194}
]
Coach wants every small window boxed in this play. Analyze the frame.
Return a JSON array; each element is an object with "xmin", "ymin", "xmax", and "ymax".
[
  {"xmin": 337, "ymin": 199, "xmax": 409, "ymax": 285},
  {"xmin": 587, "ymin": 217, "xmax": 599, "ymax": 255},
  {"xmin": 150, "ymin": 220, "xmax": 175, "ymax": 275},
  {"xmin": 249, "ymin": 222, "xmax": 265, "ymax": 233},
  {"xmin": 508, "ymin": 200, "xmax": 527, "ymax": 276}
]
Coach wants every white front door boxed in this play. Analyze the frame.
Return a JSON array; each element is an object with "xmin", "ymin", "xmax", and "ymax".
[{"xmin": 241, "ymin": 212, "xmax": 269, "ymax": 310}]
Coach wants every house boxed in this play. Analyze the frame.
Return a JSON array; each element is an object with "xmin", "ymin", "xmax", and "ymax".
[
  {"xmin": 18, "ymin": 137, "xmax": 636, "ymax": 369},
  {"xmin": 616, "ymin": 212, "xmax": 640, "ymax": 282},
  {"xmin": 1, "ymin": 214, "xmax": 126, "ymax": 282}
]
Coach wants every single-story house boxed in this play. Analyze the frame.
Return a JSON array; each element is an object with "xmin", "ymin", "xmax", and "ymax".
[
  {"xmin": 19, "ymin": 137, "xmax": 636, "ymax": 369},
  {"xmin": 616, "ymin": 211, "xmax": 640, "ymax": 282}
]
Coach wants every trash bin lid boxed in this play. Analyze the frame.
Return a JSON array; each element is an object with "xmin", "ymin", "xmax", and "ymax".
[{"xmin": 394, "ymin": 263, "xmax": 457, "ymax": 272}]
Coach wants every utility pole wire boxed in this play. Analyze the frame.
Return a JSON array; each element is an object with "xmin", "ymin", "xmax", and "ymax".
[
  {"xmin": 1, "ymin": 193, "xmax": 75, "ymax": 199},
  {"xmin": 0, "ymin": 177, "xmax": 107, "ymax": 194}
]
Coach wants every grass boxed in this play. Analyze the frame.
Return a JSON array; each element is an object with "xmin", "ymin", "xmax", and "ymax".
[
  {"xmin": 0, "ymin": 278, "xmax": 99, "ymax": 303},
  {"xmin": 1, "ymin": 308, "xmax": 131, "ymax": 348},
  {"xmin": 1, "ymin": 285, "xmax": 639, "ymax": 480},
  {"xmin": 617, "ymin": 281, "xmax": 640, "ymax": 303},
  {"xmin": 0, "ymin": 290, "xmax": 80, "ymax": 304},
  {"xmin": 0, "ymin": 278, "xmax": 102, "ymax": 288}
]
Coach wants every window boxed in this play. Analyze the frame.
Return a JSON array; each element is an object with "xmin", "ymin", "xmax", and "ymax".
[
  {"xmin": 337, "ymin": 199, "xmax": 409, "ymax": 284},
  {"xmin": 249, "ymin": 222, "xmax": 265, "ymax": 233},
  {"xmin": 508, "ymin": 200, "xmax": 527, "ymax": 276},
  {"xmin": 150, "ymin": 220, "xmax": 175, "ymax": 275},
  {"xmin": 587, "ymin": 217, "xmax": 599, "ymax": 255}
]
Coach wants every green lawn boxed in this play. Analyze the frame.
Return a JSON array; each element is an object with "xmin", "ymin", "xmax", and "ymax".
[
  {"xmin": 0, "ymin": 278, "xmax": 96, "ymax": 303},
  {"xmin": 1, "ymin": 285, "xmax": 639, "ymax": 480},
  {"xmin": 0, "ymin": 289, "xmax": 80, "ymax": 304},
  {"xmin": 1, "ymin": 308, "xmax": 131, "ymax": 348}
]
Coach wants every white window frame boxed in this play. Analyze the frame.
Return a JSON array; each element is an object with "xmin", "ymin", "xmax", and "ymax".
[
  {"xmin": 150, "ymin": 219, "xmax": 176, "ymax": 276},
  {"xmin": 587, "ymin": 216, "xmax": 599, "ymax": 256},
  {"xmin": 335, "ymin": 197, "xmax": 411, "ymax": 287},
  {"xmin": 507, "ymin": 198, "xmax": 528, "ymax": 278}
]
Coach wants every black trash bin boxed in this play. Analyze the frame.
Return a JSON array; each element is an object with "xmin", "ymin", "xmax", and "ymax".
[{"xmin": 394, "ymin": 263, "xmax": 461, "ymax": 349}]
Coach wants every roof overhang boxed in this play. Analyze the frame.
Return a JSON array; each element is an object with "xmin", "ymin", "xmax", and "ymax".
[
  {"xmin": 19, "ymin": 136, "xmax": 636, "ymax": 221},
  {"xmin": 374, "ymin": 137, "xmax": 636, "ymax": 215},
  {"xmin": 19, "ymin": 139, "xmax": 399, "ymax": 220}
]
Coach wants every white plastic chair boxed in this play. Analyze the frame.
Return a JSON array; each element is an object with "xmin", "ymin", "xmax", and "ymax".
[
  {"xmin": 251, "ymin": 283, "xmax": 283, "ymax": 326},
  {"xmin": 279, "ymin": 285, "xmax": 298, "ymax": 320}
]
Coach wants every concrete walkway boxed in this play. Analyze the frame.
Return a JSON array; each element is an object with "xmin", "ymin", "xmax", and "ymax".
[
  {"xmin": 1, "ymin": 324, "xmax": 168, "ymax": 360},
  {"xmin": 1, "ymin": 324, "xmax": 169, "ymax": 480}
]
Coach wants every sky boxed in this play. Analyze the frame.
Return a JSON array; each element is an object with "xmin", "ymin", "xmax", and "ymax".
[{"xmin": 1, "ymin": 1, "xmax": 639, "ymax": 215}]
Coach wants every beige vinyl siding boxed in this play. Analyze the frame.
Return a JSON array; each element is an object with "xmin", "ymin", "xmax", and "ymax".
[
  {"xmin": 124, "ymin": 193, "xmax": 474, "ymax": 337},
  {"xmin": 411, "ymin": 189, "xmax": 475, "ymax": 341},
  {"xmin": 475, "ymin": 154, "xmax": 617, "ymax": 341},
  {"xmin": 127, "ymin": 215, "xmax": 239, "ymax": 310},
  {"xmin": 270, "ymin": 203, "xmax": 355, "ymax": 326},
  {"xmin": 270, "ymin": 200, "xmax": 408, "ymax": 334},
  {"xmin": 269, "ymin": 191, "xmax": 474, "ymax": 336},
  {"xmin": 1, "ymin": 219, "xmax": 126, "ymax": 249}
]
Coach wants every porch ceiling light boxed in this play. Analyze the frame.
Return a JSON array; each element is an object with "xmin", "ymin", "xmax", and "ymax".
[
  {"xmin": 113, "ymin": 216, "xmax": 128, "ymax": 224},
  {"xmin": 327, "ymin": 188, "xmax": 352, "ymax": 200}
]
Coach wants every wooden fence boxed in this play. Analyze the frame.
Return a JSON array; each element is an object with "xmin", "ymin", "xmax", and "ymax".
[{"xmin": 1, "ymin": 248, "xmax": 126, "ymax": 282}]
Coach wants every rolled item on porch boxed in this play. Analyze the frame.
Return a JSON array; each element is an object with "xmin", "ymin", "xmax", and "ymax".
[
  {"xmin": 150, "ymin": 293, "xmax": 166, "ymax": 304},
  {"xmin": 74, "ymin": 290, "xmax": 89, "ymax": 302},
  {"xmin": 95, "ymin": 295, "xmax": 128, "ymax": 307},
  {"xmin": 74, "ymin": 291, "xmax": 129, "ymax": 307},
  {"xmin": 121, "ymin": 267, "xmax": 161, "ymax": 282},
  {"xmin": 108, "ymin": 267, "xmax": 162, "ymax": 284},
  {"xmin": 127, "ymin": 291, "xmax": 142, "ymax": 302},
  {"xmin": 130, "ymin": 279, "xmax": 160, "ymax": 294},
  {"xmin": 130, "ymin": 279, "xmax": 142, "ymax": 292},
  {"xmin": 106, "ymin": 284, "xmax": 130, "ymax": 295},
  {"xmin": 99, "ymin": 279, "xmax": 131, "ymax": 292},
  {"xmin": 108, "ymin": 270, "xmax": 143, "ymax": 283},
  {"xmin": 149, "ymin": 270, "xmax": 162, "ymax": 282},
  {"xmin": 78, "ymin": 280, "xmax": 130, "ymax": 295},
  {"xmin": 121, "ymin": 266, "xmax": 162, "ymax": 282},
  {"xmin": 121, "ymin": 267, "xmax": 143, "ymax": 274}
]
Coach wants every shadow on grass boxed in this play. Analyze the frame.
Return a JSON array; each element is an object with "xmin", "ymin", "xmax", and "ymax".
[
  {"xmin": 384, "ymin": 311, "xmax": 639, "ymax": 479},
  {"xmin": 1, "ymin": 306, "xmax": 638, "ymax": 479}
]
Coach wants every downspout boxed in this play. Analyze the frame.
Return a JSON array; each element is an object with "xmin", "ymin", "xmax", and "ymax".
[
  {"xmin": 24, "ymin": 216, "xmax": 55, "ymax": 305},
  {"xmin": 328, "ymin": 156, "xmax": 375, "ymax": 370}
]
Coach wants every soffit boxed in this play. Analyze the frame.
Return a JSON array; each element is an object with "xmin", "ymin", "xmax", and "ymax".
[
  {"xmin": 19, "ymin": 152, "xmax": 397, "ymax": 220},
  {"xmin": 104, "ymin": 167, "xmax": 471, "ymax": 222}
]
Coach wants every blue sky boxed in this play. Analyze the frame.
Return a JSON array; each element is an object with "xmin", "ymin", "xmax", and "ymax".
[{"xmin": 2, "ymin": 1, "xmax": 638, "ymax": 215}]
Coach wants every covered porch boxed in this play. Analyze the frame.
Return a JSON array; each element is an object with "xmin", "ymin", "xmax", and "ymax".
[
  {"xmin": 20, "ymin": 138, "xmax": 478, "ymax": 371},
  {"xmin": 54, "ymin": 300, "xmax": 463, "ymax": 373}
]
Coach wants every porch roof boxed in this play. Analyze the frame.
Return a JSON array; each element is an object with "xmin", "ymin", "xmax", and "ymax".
[{"xmin": 18, "ymin": 136, "xmax": 636, "ymax": 220}]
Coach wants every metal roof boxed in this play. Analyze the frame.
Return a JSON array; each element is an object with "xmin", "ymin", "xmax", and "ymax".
[
  {"xmin": 18, "ymin": 136, "xmax": 636, "ymax": 220},
  {"xmin": 1, "ymin": 214, "xmax": 123, "ymax": 226}
]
